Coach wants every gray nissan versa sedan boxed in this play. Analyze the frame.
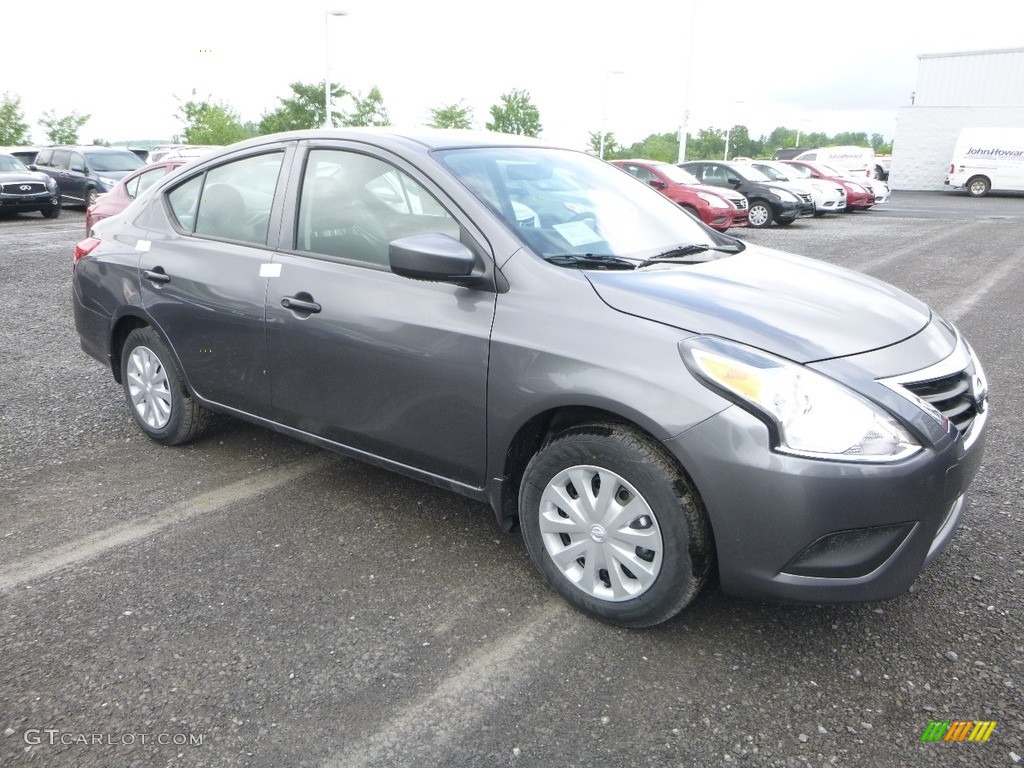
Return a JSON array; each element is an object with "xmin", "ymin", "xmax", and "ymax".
[{"xmin": 72, "ymin": 129, "xmax": 989, "ymax": 627}]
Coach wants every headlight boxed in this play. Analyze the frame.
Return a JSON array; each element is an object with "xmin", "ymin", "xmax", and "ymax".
[
  {"xmin": 45, "ymin": 177, "xmax": 57, "ymax": 191},
  {"xmin": 680, "ymin": 337, "xmax": 920, "ymax": 462},
  {"xmin": 771, "ymin": 188, "xmax": 798, "ymax": 202},
  {"xmin": 847, "ymin": 183, "xmax": 867, "ymax": 194},
  {"xmin": 696, "ymin": 192, "xmax": 730, "ymax": 209},
  {"xmin": 99, "ymin": 177, "xmax": 117, "ymax": 186}
]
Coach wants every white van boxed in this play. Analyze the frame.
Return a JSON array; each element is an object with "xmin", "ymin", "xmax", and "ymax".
[
  {"xmin": 945, "ymin": 127, "xmax": 1024, "ymax": 196},
  {"xmin": 792, "ymin": 146, "xmax": 877, "ymax": 179}
]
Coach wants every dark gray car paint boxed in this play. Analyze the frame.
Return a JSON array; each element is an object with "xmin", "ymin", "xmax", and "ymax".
[{"xmin": 73, "ymin": 128, "xmax": 988, "ymax": 607}]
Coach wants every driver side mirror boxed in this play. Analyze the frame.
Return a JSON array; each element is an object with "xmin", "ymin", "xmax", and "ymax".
[{"xmin": 648, "ymin": 178, "xmax": 667, "ymax": 190}]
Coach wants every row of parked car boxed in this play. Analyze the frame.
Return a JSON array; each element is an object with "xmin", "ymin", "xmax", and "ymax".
[
  {"xmin": 612, "ymin": 157, "xmax": 890, "ymax": 230},
  {"xmin": 0, "ymin": 144, "xmax": 219, "ymax": 220}
]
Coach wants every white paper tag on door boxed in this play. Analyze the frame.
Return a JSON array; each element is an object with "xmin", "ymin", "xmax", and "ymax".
[
  {"xmin": 260, "ymin": 263, "xmax": 282, "ymax": 277},
  {"xmin": 135, "ymin": 239, "xmax": 151, "ymax": 252}
]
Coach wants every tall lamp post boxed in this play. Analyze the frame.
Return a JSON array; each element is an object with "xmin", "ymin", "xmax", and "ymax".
[
  {"xmin": 324, "ymin": 9, "xmax": 349, "ymax": 128},
  {"xmin": 677, "ymin": 0, "xmax": 697, "ymax": 163},
  {"xmin": 599, "ymin": 70, "xmax": 624, "ymax": 159},
  {"xmin": 722, "ymin": 99, "xmax": 744, "ymax": 161}
]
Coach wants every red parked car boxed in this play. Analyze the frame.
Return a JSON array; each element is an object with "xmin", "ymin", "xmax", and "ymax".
[
  {"xmin": 780, "ymin": 160, "xmax": 874, "ymax": 212},
  {"xmin": 85, "ymin": 159, "xmax": 188, "ymax": 234},
  {"xmin": 611, "ymin": 159, "xmax": 748, "ymax": 230}
]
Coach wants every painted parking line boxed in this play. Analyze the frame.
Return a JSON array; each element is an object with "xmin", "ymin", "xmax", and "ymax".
[
  {"xmin": 944, "ymin": 245, "xmax": 1024, "ymax": 323},
  {"xmin": 0, "ymin": 454, "xmax": 333, "ymax": 593}
]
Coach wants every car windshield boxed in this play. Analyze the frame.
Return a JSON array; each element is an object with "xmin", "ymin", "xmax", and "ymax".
[
  {"xmin": 781, "ymin": 163, "xmax": 810, "ymax": 178},
  {"xmin": 0, "ymin": 154, "xmax": 28, "ymax": 172},
  {"xmin": 816, "ymin": 164, "xmax": 842, "ymax": 176},
  {"xmin": 436, "ymin": 146, "xmax": 715, "ymax": 262},
  {"xmin": 657, "ymin": 164, "xmax": 701, "ymax": 185},
  {"xmin": 731, "ymin": 165, "xmax": 771, "ymax": 182},
  {"xmin": 85, "ymin": 151, "xmax": 145, "ymax": 173},
  {"xmin": 756, "ymin": 164, "xmax": 793, "ymax": 181}
]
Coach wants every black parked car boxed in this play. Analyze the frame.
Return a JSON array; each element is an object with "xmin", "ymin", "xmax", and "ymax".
[
  {"xmin": 32, "ymin": 145, "xmax": 144, "ymax": 208},
  {"xmin": 73, "ymin": 129, "xmax": 988, "ymax": 627},
  {"xmin": 680, "ymin": 160, "xmax": 815, "ymax": 227},
  {"xmin": 0, "ymin": 153, "xmax": 61, "ymax": 218}
]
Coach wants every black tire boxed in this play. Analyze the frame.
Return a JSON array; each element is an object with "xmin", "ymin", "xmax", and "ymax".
[
  {"xmin": 519, "ymin": 422, "xmax": 713, "ymax": 628},
  {"xmin": 40, "ymin": 203, "xmax": 61, "ymax": 219},
  {"xmin": 967, "ymin": 176, "xmax": 991, "ymax": 197},
  {"xmin": 85, "ymin": 188, "xmax": 99, "ymax": 208},
  {"xmin": 120, "ymin": 327, "xmax": 209, "ymax": 445},
  {"xmin": 746, "ymin": 199, "xmax": 774, "ymax": 228}
]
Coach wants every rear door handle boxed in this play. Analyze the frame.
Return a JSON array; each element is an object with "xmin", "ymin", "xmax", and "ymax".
[
  {"xmin": 143, "ymin": 269, "xmax": 170, "ymax": 284},
  {"xmin": 281, "ymin": 296, "xmax": 321, "ymax": 314}
]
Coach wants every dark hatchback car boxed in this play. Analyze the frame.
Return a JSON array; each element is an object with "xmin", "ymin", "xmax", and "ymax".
[
  {"xmin": 680, "ymin": 160, "xmax": 814, "ymax": 227},
  {"xmin": 0, "ymin": 153, "xmax": 61, "ymax": 218},
  {"xmin": 32, "ymin": 145, "xmax": 145, "ymax": 208},
  {"xmin": 73, "ymin": 129, "xmax": 989, "ymax": 628}
]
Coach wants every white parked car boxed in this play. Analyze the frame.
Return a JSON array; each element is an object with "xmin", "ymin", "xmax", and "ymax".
[
  {"xmin": 748, "ymin": 160, "xmax": 847, "ymax": 215},
  {"xmin": 859, "ymin": 176, "xmax": 891, "ymax": 205}
]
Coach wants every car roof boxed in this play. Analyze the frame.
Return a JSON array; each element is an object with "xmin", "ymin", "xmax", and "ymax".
[{"xmin": 214, "ymin": 128, "xmax": 551, "ymax": 156}]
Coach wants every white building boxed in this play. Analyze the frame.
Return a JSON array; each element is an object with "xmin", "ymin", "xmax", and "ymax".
[{"xmin": 890, "ymin": 47, "xmax": 1024, "ymax": 190}]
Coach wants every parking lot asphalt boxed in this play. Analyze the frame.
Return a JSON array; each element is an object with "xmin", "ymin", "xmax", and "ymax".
[{"xmin": 1, "ymin": 193, "xmax": 1022, "ymax": 767}]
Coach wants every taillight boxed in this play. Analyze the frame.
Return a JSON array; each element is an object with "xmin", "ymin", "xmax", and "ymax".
[{"xmin": 73, "ymin": 237, "xmax": 101, "ymax": 270}]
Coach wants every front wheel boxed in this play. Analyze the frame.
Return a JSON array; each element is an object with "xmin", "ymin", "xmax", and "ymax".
[
  {"xmin": 85, "ymin": 188, "xmax": 99, "ymax": 208},
  {"xmin": 40, "ymin": 203, "xmax": 61, "ymax": 219},
  {"xmin": 775, "ymin": 217, "xmax": 796, "ymax": 227},
  {"xmin": 519, "ymin": 422, "xmax": 713, "ymax": 628},
  {"xmin": 967, "ymin": 176, "xmax": 991, "ymax": 197},
  {"xmin": 120, "ymin": 327, "xmax": 209, "ymax": 445},
  {"xmin": 746, "ymin": 200, "xmax": 774, "ymax": 228}
]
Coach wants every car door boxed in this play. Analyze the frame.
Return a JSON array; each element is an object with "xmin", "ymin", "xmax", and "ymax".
[
  {"xmin": 265, "ymin": 143, "xmax": 496, "ymax": 487},
  {"xmin": 139, "ymin": 146, "xmax": 292, "ymax": 415},
  {"xmin": 66, "ymin": 151, "xmax": 90, "ymax": 203}
]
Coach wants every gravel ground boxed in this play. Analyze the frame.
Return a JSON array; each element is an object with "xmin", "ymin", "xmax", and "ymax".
[{"xmin": 1, "ymin": 196, "xmax": 1022, "ymax": 767}]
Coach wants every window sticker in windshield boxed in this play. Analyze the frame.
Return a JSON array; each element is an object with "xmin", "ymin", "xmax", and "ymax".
[{"xmin": 553, "ymin": 220, "xmax": 603, "ymax": 247}]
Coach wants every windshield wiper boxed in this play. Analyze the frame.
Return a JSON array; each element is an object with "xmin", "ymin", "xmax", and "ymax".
[
  {"xmin": 636, "ymin": 242, "xmax": 742, "ymax": 269},
  {"xmin": 543, "ymin": 254, "xmax": 636, "ymax": 270}
]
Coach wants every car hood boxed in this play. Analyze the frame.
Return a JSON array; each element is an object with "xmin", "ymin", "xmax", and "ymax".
[
  {"xmin": 0, "ymin": 171, "xmax": 50, "ymax": 185},
  {"xmin": 585, "ymin": 245, "xmax": 930, "ymax": 363}
]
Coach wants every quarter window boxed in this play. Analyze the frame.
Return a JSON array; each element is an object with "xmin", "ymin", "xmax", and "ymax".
[
  {"xmin": 125, "ymin": 167, "xmax": 168, "ymax": 200},
  {"xmin": 296, "ymin": 149, "xmax": 460, "ymax": 267}
]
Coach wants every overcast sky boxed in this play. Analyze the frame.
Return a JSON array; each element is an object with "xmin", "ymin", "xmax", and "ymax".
[{"xmin": 4, "ymin": 0, "xmax": 1022, "ymax": 149}]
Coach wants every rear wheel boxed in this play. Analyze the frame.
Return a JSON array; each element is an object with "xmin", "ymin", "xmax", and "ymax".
[
  {"xmin": 967, "ymin": 176, "xmax": 991, "ymax": 197},
  {"xmin": 746, "ymin": 200, "xmax": 773, "ymax": 228},
  {"xmin": 120, "ymin": 327, "xmax": 209, "ymax": 445},
  {"xmin": 519, "ymin": 422, "xmax": 712, "ymax": 627}
]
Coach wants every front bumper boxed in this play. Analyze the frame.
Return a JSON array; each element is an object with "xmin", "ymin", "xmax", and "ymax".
[
  {"xmin": 0, "ymin": 192, "xmax": 59, "ymax": 212},
  {"xmin": 666, "ymin": 395, "xmax": 986, "ymax": 604}
]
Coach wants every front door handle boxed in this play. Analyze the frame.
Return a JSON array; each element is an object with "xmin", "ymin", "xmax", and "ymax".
[
  {"xmin": 143, "ymin": 268, "xmax": 170, "ymax": 284},
  {"xmin": 281, "ymin": 295, "xmax": 321, "ymax": 314}
]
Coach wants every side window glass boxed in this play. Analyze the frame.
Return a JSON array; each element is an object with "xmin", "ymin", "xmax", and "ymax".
[
  {"xmin": 167, "ymin": 175, "xmax": 204, "ymax": 232},
  {"xmin": 52, "ymin": 150, "xmax": 70, "ymax": 170},
  {"xmin": 194, "ymin": 152, "xmax": 284, "ymax": 244},
  {"xmin": 70, "ymin": 153, "xmax": 86, "ymax": 173},
  {"xmin": 130, "ymin": 167, "xmax": 166, "ymax": 200},
  {"xmin": 803, "ymin": 153, "xmax": 816, "ymax": 161},
  {"xmin": 35, "ymin": 149, "xmax": 53, "ymax": 167},
  {"xmin": 296, "ymin": 149, "xmax": 460, "ymax": 267}
]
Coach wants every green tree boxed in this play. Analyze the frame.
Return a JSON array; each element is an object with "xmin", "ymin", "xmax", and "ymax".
[
  {"xmin": 0, "ymin": 93, "xmax": 30, "ymax": 145},
  {"xmin": 619, "ymin": 132, "xmax": 680, "ymax": 163},
  {"xmin": 343, "ymin": 86, "xmax": 390, "ymax": 127},
  {"xmin": 870, "ymin": 133, "xmax": 892, "ymax": 153},
  {"xmin": 766, "ymin": 125, "xmax": 798, "ymax": 151},
  {"xmin": 39, "ymin": 109, "xmax": 90, "ymax": 145},
  {"xmin": 831, "ymin": 131, "xmax": 869, "ymax": 146},
  {"xmin": 176, "ymin": 92, "xmax": 252, "ymax": 145},
  {"xmin": 258, "ymin": 81, "xmax": 346, "ymax": 134},
  {"xmin": 428, "ymin": 101, "xmax": 473, "ymax": 129},
  {"xmin": 684, "ymin": 128, "xmax": 726, "ymax": 160},
  {"xmin": 588, "ymin": 131, "xmax": 620, "ymax": 158},
  {"xmin": 486, "ymin": 89, "xmax": 542, "ymax": 137},
  {"xmin": 91, "ymin": 138, "xmax": 112, "ymax": 147}
]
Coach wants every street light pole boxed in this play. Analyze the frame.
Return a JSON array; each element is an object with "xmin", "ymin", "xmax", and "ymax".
[
  {"xmin": 677, "ymin": 0, "xmax": 697, "ymax": 163},
  {"xmin": 324, "ymin": 10, "xmax": 349, "ymax": 128},
  {"xmin": 723, "ymin": 99, "xmax": 743, "ymax": 160},
  {"xmin": 599, "ymin": 70, "xmax": 624, "ymax": 159}
]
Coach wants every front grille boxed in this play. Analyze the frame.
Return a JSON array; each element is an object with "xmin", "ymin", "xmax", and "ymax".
[
  {"xmin": 1, "ymin": 182, "xmax": 47, "ymax": 195},
  {"xmin": 796, "ymin": 192, "xmax": 813, "ymax": 205},
  {"xmin": 903, "ymin": 372, "xmax": 979, "ymax": 434},
  {"xmin": 728, "ymin": 196, "xmax": 747, "ymax": 210}
]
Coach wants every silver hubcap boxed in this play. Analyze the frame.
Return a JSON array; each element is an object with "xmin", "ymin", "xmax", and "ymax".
[
  {"xmin": 539, "ymin": 465, "xmax": 663, "ymax": 602},
  {"xmin": 970, "ymin": 181, "xmax": 986, "ymax": 195},
  {"xmin": 126, "ymin": 345, "xmax": 172, "ymax": 429},
  {"xmin": 749, "ymin": 205, "xmax": 769, "ymax": 226}
]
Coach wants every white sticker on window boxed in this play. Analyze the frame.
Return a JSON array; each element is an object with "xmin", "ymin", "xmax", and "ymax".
[
  {"xmin": 259, "ymin": 263, "xmax": 282, "ymax": 278},
  {"xmin": 135, "ymin": 239, "xmax": 151, "ymax": 252},
  {"xmin": 552, "ymin": 220, "xmax": 602, "ymax": 247}
]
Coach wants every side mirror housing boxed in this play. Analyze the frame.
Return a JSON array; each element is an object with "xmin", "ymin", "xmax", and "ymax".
[
  {"xmin": 648, "ymin": 178, "xmax": 667, "ymax": 190},
  {"xmin": 389, "ymin": 233, "xmax": 485, "ymax": 287}
]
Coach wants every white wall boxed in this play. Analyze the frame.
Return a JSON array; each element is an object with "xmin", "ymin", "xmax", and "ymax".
[
  {"xmin": 890, "ymin": 106, "xmax": 1024, "ymax": 190},
  {"xmin": 916, "ymin": 48, "xmax": 1024, "ymax": 107}
]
